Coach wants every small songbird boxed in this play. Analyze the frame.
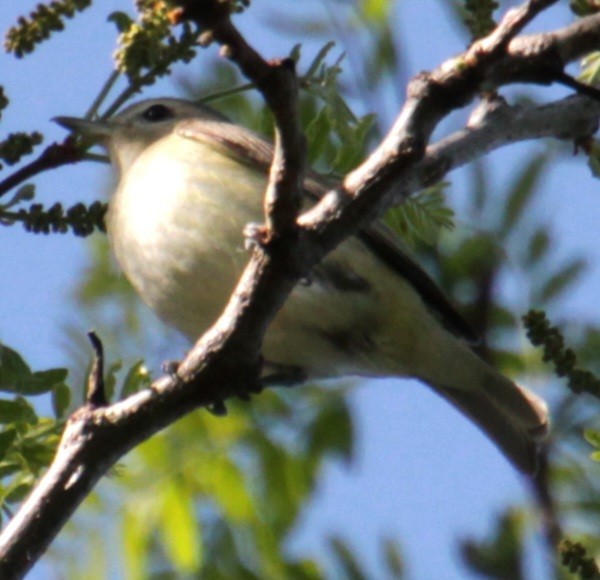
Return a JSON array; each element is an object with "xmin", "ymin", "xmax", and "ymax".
[{"xmin": 55, "ymin": 98, "xmax": 548, "ymax": 474}]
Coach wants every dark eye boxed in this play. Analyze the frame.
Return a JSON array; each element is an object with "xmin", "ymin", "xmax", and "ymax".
[{"xmin": 141, "ymin": 104, "xmax": 173, "ymax": 122}]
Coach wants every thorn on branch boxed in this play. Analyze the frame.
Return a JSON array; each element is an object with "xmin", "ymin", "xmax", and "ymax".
[{"xmin": 86, "ymin": 331, "xmax": 108, "ymax": 408}]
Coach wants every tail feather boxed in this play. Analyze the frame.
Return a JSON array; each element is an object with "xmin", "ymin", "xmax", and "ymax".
[{"xmin": 432, "ymin": 377, "xmax": 548, "ymax": 474}]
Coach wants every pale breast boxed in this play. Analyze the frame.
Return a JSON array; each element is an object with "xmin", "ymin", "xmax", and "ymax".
[{"xmin": 106, "ymin": 133, "xmax": 267, "ymax": 337}]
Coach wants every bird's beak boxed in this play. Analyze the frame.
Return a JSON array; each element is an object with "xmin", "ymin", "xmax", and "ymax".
[{"xmin": 53, "ymin": 116, "xmax": 114, "ymax": 139}]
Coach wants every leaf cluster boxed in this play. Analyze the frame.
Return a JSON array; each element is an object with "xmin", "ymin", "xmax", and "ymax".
[
  {"xmin": 110, "ymin": 1, "xmax": 198, "ymax": 87},
  {"xmin": 4, "ymin": 0, "xmax": 92, "ymax": 58},
  {"xmin": 0, "ymin": 343, "xmax": 69, "ymax": 521},
  {"xmin": 0, "ymin": 131, "xmax": 43, "ymax": 169},
  {"xmin": 523, "ymin": 309, "xmax": 600, "ymax": 398},
  {"xmin": 463, "ymin": 0, "xmax": 499, "ymax": 40},
  {"xmin": 0, "ymin": 200, "xmax": 107, "ymax": 237},
  {"xmin": 559, "ymin": 539, "xmax": 600, "ymax": 579}
]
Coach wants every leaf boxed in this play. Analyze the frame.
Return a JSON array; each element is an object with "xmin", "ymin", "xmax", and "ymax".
[
  {"xmin": 307, "ymin": 397, "xmax": 354, "ymax": 464},
  {"xmin": 0, "ymin": 183, "xmax": 35, "ymax": 210},
  {"xmin": 362, "ymin": 0, "xmax": 392, "ymax": 22},
  {"xmin": 304, "ymin": 41, "xmax": 336, "ymax": 80},
  {"xmin": 52, "ymin": 383, "xmax": 71, "ymax": 418},
  {"xmin": 107, "ymin": 11, "xmax": 133, "ymax": 33},
  {"xmin": 584, "ymin": 429, "xmax": 600, "ymax": 449},
  {"xmin": 382, "ymin": 538, "xmax": 404, "ymax": 577},
  {"xmin": 0, "ymin": 461, "xmax": 23, "ymax": 478},
  {"xmin": 160, "ymin": 480, "xmax": 202, "ymax": 573},
  {"xmin": 20, "ymin": 439, "xmax": 56, "ymax": 471},
  {"xmin": 198, "ymin": 456, "xmax": 255, "ymax": 523},
  {"xmin": 22, "ymin": 368, "xmax": 68, "ymax": 395},
  {"xmin": 4, "ymin": 477, "xmax": 33, "ymax": 503},
  {"xmin": 0, "ymin": 429, "xmax": 17, "ymax": 461},
  {"xmin": 500, "ymin": 153, "xmax": 548, "ymax": 234},
  {"xmin": 587, "ymin": 140, "xmax": 600, "ymax": 177},
  {"xmin": 525, "ymin": 227, "xmax": 551, "ymax": 266},
  {"xmin": 0, "ymin": 343, "xmax": 67, "ymax": 395},
  {"xmin": 538, "ymin": 259, "xmax": 586, "ymax": 303},
  {"xmin": 123, "ymin": 506, "xmax": 149, "ymax": 580},
  {"xmin": 119, "ymin": 360, "xmax": 151, "ymax": 399},
  {"xmin": 460, "ymin": 510, "xmax": 524, "ymax": 578},
  {"xmin": 329, "ymin": 537, "xmax": 366, "ymax": 580},
  {"xmin": 580, "ymin": 52, "xmax": 600, "ymax": 85},
  {"xmin": 104, "ymin": 360, "xmax": 123, "ymax": 402},
  {"xmin": 384, "ymin": 184, "xmax": 454, "ymax": 246},
  {"xmin": 0, "ymin": 344, "xmax": 31, "ymax": 393},
  {"xmin": 0, "ymin": 397, "xmax": 37, "ymax": 424}
]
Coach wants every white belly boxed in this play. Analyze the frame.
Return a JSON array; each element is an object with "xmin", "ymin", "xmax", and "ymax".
[
  {"xmin": 106, "ymin": 133, "xmax": 432, "ymax": 379},
  {"xmin": 107, "ymin": 134, "xmax": 266, "ymax": 338}
]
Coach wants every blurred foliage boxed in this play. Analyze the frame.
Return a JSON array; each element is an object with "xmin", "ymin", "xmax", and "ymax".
[
  {"xmin": 4, "ymin": 0, "xmax": 92, "ymax": 57},
  {"xmin": 570, "ymin": 0, "xmax": 600, "ymax": 17},
  {"xmin": 0, "ymin": 130, "xmax": 43, "ymax": 169},
  {"xmin": 385, "ymin": 182, "xmax": 455, "ymax": 246},
  {"xmin": 560, "ymin": 539, "xmax": 600, "ymax": 579},
  {"xmin": 0, "ymin": 343, "xmax": 68, "ymax": 521},
  {"xmin": 2, "ymin": 0, "xmax": 600, "ymax": 579},
  {"xmin": 460, "ymin": 510, "xmax": 524, "ymax": 579},
  {"xmin": 109, "ymin": 1, "xmax": 198, "ymax": 88},
  {"xmin": 463, "ymin": 0, "xmax": 499, "ymax": 40},
  {"xmin": 524, "ymin": 310, "xmax": 600, "ymax": 399},
  {"xmin": 0, "ymin": 200, "xmax": 106, "ymax": 237}
]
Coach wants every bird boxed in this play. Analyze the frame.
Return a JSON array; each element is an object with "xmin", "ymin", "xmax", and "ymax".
[{"xmin": 55, "ymin": 97, "xmax": 548, "ymax": 474}]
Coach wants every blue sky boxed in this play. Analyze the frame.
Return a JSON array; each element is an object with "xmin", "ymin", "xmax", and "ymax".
[{"xmin": 2, "ymin": 2, "xmax": 598, "ymax": 578}]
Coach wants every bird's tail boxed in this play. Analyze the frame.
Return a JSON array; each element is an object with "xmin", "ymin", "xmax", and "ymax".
[
  {"xmin": 430, "ymin": 369, "xmax": 548, "ymax": 474},
  {"xmin": 385, "ymin": 323, "xmax": 548, "ymax": 474}
]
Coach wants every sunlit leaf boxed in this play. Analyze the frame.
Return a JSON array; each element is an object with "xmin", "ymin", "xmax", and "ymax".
[{"xmin": 160, "ymin": 479, "xmax": 202, "ymax": 573}]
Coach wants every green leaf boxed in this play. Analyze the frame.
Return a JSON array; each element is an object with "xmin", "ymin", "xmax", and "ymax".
[
  {"xmin": 0, "ymin": 429, "xmax": 17, "ymax": 461},
  {"xmin": 4, "ymin": 478, "xmax": 33, "ymax": 503},
  {"xmin": 22, "ymin": 368, "xmax": 68, "ymax": 395},
  {"xmin": 538, "ymin": 259, "xmax": 586, "ymax": 303},
  {"xmin": 160, "ymin": 480, "xmax": 202, "ymax": 573},
  {"xmin": 362, "ymin": 0, "xmax": 392, "ymax": 22},
  {"xmin": 198, "ymin": 456, "xmax": 255, "ymax": 523},
  {"xmin": 0, "ymin": 398, "xmax": 37, "ymax": 424},
  {"xmin": 382, "ymin": 538, "xmax": 404, "ymax": 577},
  {"xmin": 460, "ymin": 510, "xmax": 524, "ymax": 578},
  {"xmin": 104, "ymin": 360, "xmax": 123, "ymax": 402},
  {"xmin": 0, "ymin": 344, "xmax": 31, "ymax": 392},
  {"xmin": 52, "ymin": 383, "xmax": 71, "ymax": 418},
  {"xmin": 123, "ymin": 505, "xmax": 150, "ymax": 580},
  {"xmin": 580, "ymin": 52, "xmax": 600, "ymax": 85},
  {"xmin": 500, "ymin": 153, "xmax": 548, "ymax": 234},
  {"xmin": 525, "ymin": 227, "xmax": 551, "ymax": 266},
  {"xmin": 0, "ymin": 461, "xmax": 23, "ymax": 478},
  {"xmin": 107, "ymin": 11, "xmax": 133, "ymax": 33},
  {"xmin": 0, "ymin": 343, "xmax": 67, "ymax": 395},
  {"xmin": 587, "ymin": 140, "xmax": 600, "ymax": 177},
  {"xmin": 584, "ymin": 429, "xmax": 600, "ymax": 449},
  {"xmin": 308, "ymin": 397, "xmax": 354, "ymax": 464},
  {"xmin": 385, "ymin": 184, "xmax": 454, "ymax": 246},
  {"xmin": 329, "ymin": 536, "xmax": 366, "ymax": 580},
  {"xmin": 120, "ymin": 360, "xmax": 151, "ymax": 399}
]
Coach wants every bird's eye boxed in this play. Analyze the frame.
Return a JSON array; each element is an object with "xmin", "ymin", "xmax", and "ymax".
[{"xmin": 141, "ymin": 104, "xmax": 173, "ymax": 122}]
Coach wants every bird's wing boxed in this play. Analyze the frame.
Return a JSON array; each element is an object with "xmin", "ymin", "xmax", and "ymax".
[{"xmin": 177, "ymin": 118, "xmax": 477, "ymax": 342}]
